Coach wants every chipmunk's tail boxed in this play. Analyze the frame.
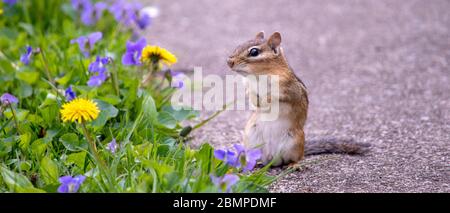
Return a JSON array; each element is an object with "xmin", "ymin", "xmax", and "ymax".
[{"xmin": 305, "ymin": 136, "xmax": 371, "ymax": 156}]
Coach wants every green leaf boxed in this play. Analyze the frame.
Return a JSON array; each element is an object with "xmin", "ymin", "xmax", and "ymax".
[
  {"xmin": 55, "ymin": 70, "xmax": 72, "ymax": 86},
  {"xmin": 16, "ymin": 71, "xmax": 40, "ymax": 85},
  {"xmin": 91, "ymin": 99, "xmax": 119, "ymax": 128},
  {"xmin": 39, "ymin": 93, "xmax": 57, "ymax": 108},
  {"xmin": 142, "ymin": 95, "xmax": 158, "ymax": 124},
  {"xmin": 19, "ymin": 161, "xmax": 32, "ymax": 171},
  {"xmin": 99, "ymin": 94, "xmax": 121, "ymax": 106},
  {"xmin": 30, "ymin": 139, "xmax": 47, "ymax": 157},
  {"xmin": 197, "ymin": 143, "xmax": 214, "ymax": 174},
  {"xmin": 0, "ymin": 165, "xmax": 36, "ymax": 192},
  {"xmin": 59, "ymin": 133, "xmax": 86, "ymax": 151},
  {"xmin": 65, "ymin": 152, "xmax": 86, "ymax": 168},
  {"xmin": 17, "ymin": 81, "xmax": 33, "ymax": 98},
  {"xmin": 157, "ymin": 112, "xmax": 177, "ymax": 129},
  {"xmin": 19, "ymin": 132, "xmax": 32, "ymax": 150},
  {"xmin": 40, "ymin": 157, "xmax": 59, "ymax": 184},
  {"xmin": 161, "ymin": 106, "xmax": 199, "ymax": 121},
  {"xmin": 3, "ymin": 109, "xmax": 29, "ymax": 121},
  {"xmin": 18, "ymin": 23, "xmax": 35, "ymax": 36}
]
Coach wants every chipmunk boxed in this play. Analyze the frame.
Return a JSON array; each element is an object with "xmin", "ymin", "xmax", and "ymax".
[{"xmin": 227, "ymin": 31, "xmax": 370, "ymax": 166}]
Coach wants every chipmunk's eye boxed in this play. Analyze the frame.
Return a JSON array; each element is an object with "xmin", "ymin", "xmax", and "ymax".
[{"xmin": 249, "ymin": 48, "xmax": 260, "ymax": 57}]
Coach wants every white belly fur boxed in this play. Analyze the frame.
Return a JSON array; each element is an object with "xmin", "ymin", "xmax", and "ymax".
[{"xmin": 246, "ymin": 103, "xmax": 296, "ymax": 166}]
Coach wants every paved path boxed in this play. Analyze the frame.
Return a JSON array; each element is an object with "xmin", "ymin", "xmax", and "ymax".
[{"xmin": 145, "ymin": 0, "xmax": 450, "ymax": 192}]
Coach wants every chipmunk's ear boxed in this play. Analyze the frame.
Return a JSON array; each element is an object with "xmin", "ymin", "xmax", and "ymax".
[
  {"xmin": 268, "ymin": 32, "xmax": 282, "ymax": 51},
  {"xmin": 255, "ymin": 31, "xmax": 265, "ymax": 40}
]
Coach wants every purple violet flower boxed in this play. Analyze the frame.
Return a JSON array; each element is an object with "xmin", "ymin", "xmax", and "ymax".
[
  {"xmin": 87, "ymin": 70, "xmax": 107, "ymax": 87},
  {"xmin": 0, "ymin": 93, "xmax": 18, "ymax": 105},
  {"xmin": 65, "ymin": 86, "xmax": 76, "ymax": 101},
  {"xmin": 210, "ymin": 174, "xmax": 239, "ymax": 193},
  {"xmin": 70, "ymin": 32, "xmax": 102, "ymax": 57},
  {"xmin": 106, "ymin": 138, "xmax": 118, "ymax": 154},
  {"xmin": 20, "ymin": 46, "xmax": 33, "ymax": 65},
  {"xmin": 57, "ymin": 175, "xmax": 86, "ymax": 193},
  {"xmin": 80, "ymin": 2, "xmax": 95, "ymax": 26},
  {"xmin": 88, "ymin": 56, "xmax": 109, "ymax": 73},
  {"xmin": 121, "ymin": 38, "xmax": 146, "ymax": 66},
  {"xmin": 214, "ymin": 144, "xmax": 262, "ymax": 172},
  {"xmin": 94, "ymin": 2, "xmax": 108, "ymax": 20},
  {"xmin": 109, "ymin": 0, "xmax": 126, "ymax": 21},
  {"xmin": 170, "ymin": 71, "xmax": 187, "ymax": 89},
  {"xmin": 3, "ymin": 0, "xmax": 17, "ymax": 6},
  {"xmin": 71, "ymin": 0, "xmax": 90, "ymax": 10},
  {"xmin": 135, "ymin": 13, "xmax": 152, "ymax": 30},
  {"xmin": 135, "ymin": 13, "xmax": 151, "ymax": 30},
  {"xmin": 78, "ymin": 1, "xmax": 108, "ymax": 25}
]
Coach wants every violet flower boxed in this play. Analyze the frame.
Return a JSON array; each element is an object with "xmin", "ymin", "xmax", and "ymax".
[
  {"xmin": 87, "ymin": 70, "xmax": 107, "ymax": 87},
  {"xmin": 57, "ymin": 175, "xmax": 86, "ymax": 193},
  {"xmin": 210, "ymin": 174, "xmax": 239, "ymax": 193},
  {"xmin": 214, "ymin": 144, "xmax": 262, "ymax": 172},
  {"xmin": 65, "ymin": 86, "xmax": 76, "ymax": 101},
  {"xmin": 109, "ymin": 0, "xmax": 126, "ymax": 21},
  {"xmin": 94, "ymin": 2, "xmax": 108, "ymax": 20},
  {"xmin": 170, "ymin": 71, "xmax": 187, "ymax": 89},
  {"xmin": 3, "ymin": 0, "xmax": 17, "ymax": 6},
  {"xmin": 80, "ymin": 2, "xmax": 95, "ymax": 26},
  {"xmin": 0, "ymin": 93, "xmax": 18, "ymax": 105},
  {"xmin": 106, "ymin": 138, "xmax": 118, "ymax": 154},
  {"xmin": 88, "ymin": 56, "xmax": 109, "ymax": 73},
  {"xmin": 70, "ymin": 32, "xmax": 102, "ymax": 57},
  {"xmin": 20, "ymin": 46, "xmax": 33, "ymax": 65},
  {"xmin": 136, "ymin": 13, "xmax": 151, "ymax": 30},
  {"xmin": 71, "ymin": 0, "xmax": 90, "ymax": 10},
  {"xmin": 121, "ymin": 38, "xmax": 146, "ymax": 66}
]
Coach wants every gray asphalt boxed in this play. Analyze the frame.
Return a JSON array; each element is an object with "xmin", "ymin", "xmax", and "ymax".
[{"xmin": 145, "ymin": 0, "xmax": 450, "ymax": 192}]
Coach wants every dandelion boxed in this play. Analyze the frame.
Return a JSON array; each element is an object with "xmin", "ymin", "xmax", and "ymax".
[
  {"xmin": 60, "ymin": 98, "xmax": 100, "ymax": 123},
  {"xmin": 121, "ymin": 38, "xmax": 146, "ymax": 66},
  {"xmin": 210, "ymin": 174, "xmax": 239, "ymax": 193},
  {"xmin": 60, "ymin": 98, "xmax": 107, "ymax": 176},
  {"xmin": 140, "ymin": 45, "xmax": 177, "ymax": 66},
  {"xmin": 106, "ymin": 138, "xmax": 118, "ymax": 154},
  {"xmin": 65, "ymin": 86, "xmax": 76, "ymax": 101},
  {"xmin": 214, "ymin": 144, "xmax": 262, "ymax": 172},
  {"xmin": 71, "ymin": 32, "xmax": 102, "ymax": 57},
  {"xmin": 57, "ymin": 175, "xmax": 86, "ymax": 193},
  {"xmin": 20, "ymin": 46, "xmax": 33, "ymax": 65},
  {"xmin": 0, "ymin": 93, "xmax": 18, "ymax": 105}
]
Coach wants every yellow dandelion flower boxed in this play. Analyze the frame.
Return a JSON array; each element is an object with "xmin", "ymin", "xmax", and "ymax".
[
  {"xmin": 140, "ymin": 45, "xmax": 177, "ymax": 66},
  {"xmin": 60, "ymin": 98, "xmax": 100, "ymax": 123},
  {"xmin": 0, "ymin": 9, "xmax": 3, "ymax": 15}
]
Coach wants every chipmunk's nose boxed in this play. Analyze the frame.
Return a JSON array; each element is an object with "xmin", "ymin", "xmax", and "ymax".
[{"xmin": 227, "ymin": 58, "xmax": 234, "ymax": 68}]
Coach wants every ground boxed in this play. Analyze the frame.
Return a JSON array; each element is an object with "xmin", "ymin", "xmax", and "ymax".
[{"xmin": 145, "ymin": 0, "xmax": 450, "ymax": 192}]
